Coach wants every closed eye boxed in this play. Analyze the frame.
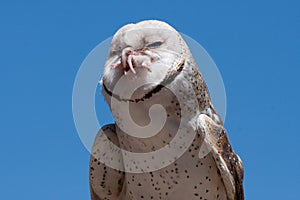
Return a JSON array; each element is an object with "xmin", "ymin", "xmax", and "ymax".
[
  {"xmin": 146, "ymin": 41, "xmax": 163, "ymax": 48},
  {"xmin": 110, "ymin": 50, "xmax": 121, "ymax": 56}
]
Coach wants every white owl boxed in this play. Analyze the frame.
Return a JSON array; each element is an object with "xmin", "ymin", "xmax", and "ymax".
[{"xmin": 90, "ymin": 20, "xmax": 244, "ymax": 200}]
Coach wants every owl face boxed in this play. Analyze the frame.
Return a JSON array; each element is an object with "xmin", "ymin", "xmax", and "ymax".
[{"xmin": 102, "ymin": 20, "xmax": 186, "ymax": 101}]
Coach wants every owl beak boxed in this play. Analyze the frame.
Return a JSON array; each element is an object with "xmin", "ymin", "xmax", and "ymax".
[
  {"xmin": 111, "ymin": 47, "xmax": 153, "ymax": 75},
  {"xmin": 121, "ymin": 47, "xmax": 136, "ymax": 74}
]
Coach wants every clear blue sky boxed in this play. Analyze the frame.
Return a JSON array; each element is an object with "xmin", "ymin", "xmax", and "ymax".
[{"xmin": 0, "ymin": 0, "xmax": 299, "ymax": 199}]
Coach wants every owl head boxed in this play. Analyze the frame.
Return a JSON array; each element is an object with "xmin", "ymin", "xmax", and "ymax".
[{"xmin": 101, "ymin": 20, "xmax": 188, "ymax": 101}]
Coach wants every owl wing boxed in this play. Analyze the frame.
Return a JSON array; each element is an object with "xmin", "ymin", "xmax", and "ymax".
[
  {"xmin": 198, "ymin": 114, "xmax": 244, "ymax": 200},
  {"xmin": 89, "ymin": 124, "xmax": 125, "ymax": 200}
]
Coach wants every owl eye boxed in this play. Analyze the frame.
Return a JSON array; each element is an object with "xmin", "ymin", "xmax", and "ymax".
[
  {"xmin": 111, "ymin": 50, "xmax": 121, "ymax": 56},
  {"xmin": 146, "ymin": 41, "xmax": 163, "ymax": 48}
]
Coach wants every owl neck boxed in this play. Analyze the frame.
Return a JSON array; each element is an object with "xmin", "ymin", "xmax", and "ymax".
[{"xmin": 110, "ymin": 83, "xmax": 200, "ymax": 153}]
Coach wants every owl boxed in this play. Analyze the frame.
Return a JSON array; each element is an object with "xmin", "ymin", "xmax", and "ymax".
[{"xmin": 90, "ymin": 20, "xmax": 244, "ymax": 200}]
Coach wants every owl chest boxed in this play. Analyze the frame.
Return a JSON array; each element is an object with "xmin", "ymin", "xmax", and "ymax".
[
  {"xmin": 114, "ymin": 79, "xmax": 226, "ymax": 199},
  {"xmin": 121, "ymin": 135, "xmax": 227, "ymax": 200}
]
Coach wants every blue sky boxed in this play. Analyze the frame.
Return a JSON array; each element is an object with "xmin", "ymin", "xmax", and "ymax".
[{"xmin": 0, "ymin": 0, "xmax": 299, "ymax": 199}]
